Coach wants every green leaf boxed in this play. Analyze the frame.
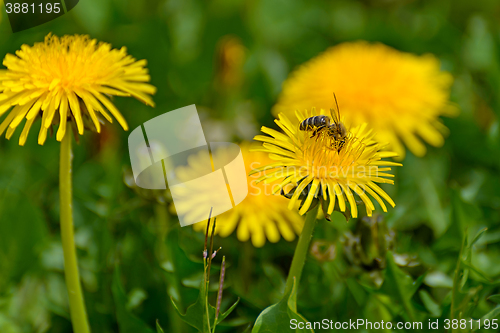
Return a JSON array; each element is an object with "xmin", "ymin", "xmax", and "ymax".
[
  {"xmin": 460, "ymin": 260, "xmax": 492, "ymax": 283},
  {"xmin": 472, "ymin": 304, "xmax": 500, "ymax": 332},
  {"xmin": 252, "ymin": 277, "xmax": 313, "ymax": 333},
  {"xmin": 156, "ymin": 320, "xmax": 165, "ymax": 333},
  {"xmin": 481, "ymin": 305, "xmax": 500, "ymax": 321},
  {"xmin": 410, "ymin": 274, "xmax": 426, "ymax": 297},
  {"xmin": 216, "ymin": 297, "xmax": 240, "ymax": 325},
  {"xmin": 451, "ymin": 229, "xmax": 469, "ymax": 321},
  {"xmin": 379, "ymin": 251, "xmax": 418, "ymax": 322},
  {"xmin": 419, "ymin": 290, "xmax": 441, "ymax": 317},
  {"xmin": 472, "ymin": 306, "xmax": 500, "ymax": 332},
  {"xmin": 171, "ymin": 277, "xmax": 240, "ymax": 332},
  {"xmin": 416, "ymin": 158, "xmax": 449, "ymax": 237},
  {"xmin": 461, "ymin": 227, "xmax": 489, "ymax": 289},
  {"xmin": 434, "ymin": 189, "xmax": 467, "ymax": 251},
  {"xmin": 346, "ymin": 277, "xmax": 367, "ymax": 305},
  {"xmin": 424, "ymin": 271, "xmax": 454, "ymax": 289},
  {"xmin": 262, "ymin": 263, "xmax": 286, "ymax": 291},
  {"xmin": 171, "ymin": 278, "xmax": 211, "ymax": 333},
  {"xmin": 112, "ymin": 267, "xmax": 155, "ymax": 333},
  {"xmin": 488, "ymin": 295, "xmax": 500, "ymax": 303},
  {"xmin": 469, "ymin": 227, "xmax": 488, "ymax": 249}
]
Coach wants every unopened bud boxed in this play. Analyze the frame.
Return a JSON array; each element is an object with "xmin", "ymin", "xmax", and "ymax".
[
  {"xmin": 211, "ymin": 247, "xmax": 222, "ymax": 259},
  {"xmin": 216, "ymin": 256, "xmax": 226, "ymax": 320}
]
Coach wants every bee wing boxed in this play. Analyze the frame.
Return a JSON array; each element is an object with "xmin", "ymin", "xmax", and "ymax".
[{"xmin": 331, "ymin": 93, "xmax": 341, "ymax": 124}]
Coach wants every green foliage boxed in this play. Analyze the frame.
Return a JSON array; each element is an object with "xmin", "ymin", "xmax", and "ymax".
[
  {"xmin": 1, "ymin": 0, "xmax": 500, "ymax": 332},
  {"xmin": 252, "ymin": 278, "xmax": 312, "ymax": 333},
  {"xmin": 156, "ymin": 320, "xmax": 165, "ymax": 333},
  {"xmin": 171, "ymin": 272, "xmax": 239, "ymax": 333},
  {"xmin": 112, "ymin": 267, "xmax": 155, "ymax": 333},
  {"xmin": 379, "ymin": 252, "xmax": 422, "ymax": 322}
]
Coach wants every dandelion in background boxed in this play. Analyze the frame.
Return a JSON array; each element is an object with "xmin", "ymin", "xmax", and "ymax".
[
  {"xmin": 175, "ymin": 143, "xmax": 304, "ymax": 247},
  {"xmin": 0, "ymin": 34, "xmax": 156, "ymax": 333},
  {"xmin": 272, "ymin": 41, "xmax": 456, "ymax": 159}
]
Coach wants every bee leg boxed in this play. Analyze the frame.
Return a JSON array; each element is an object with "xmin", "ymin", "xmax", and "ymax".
[
  {"xmin": 311, "ymin": 126, "xmax": 322, "ymax": 138},
  {"xmin": 310, "ymin": 125, "xmax": 325, "ymax": 138},
  {"xmin": 337, "ymin": 140, "xmax": 345, "ymax": 152}
]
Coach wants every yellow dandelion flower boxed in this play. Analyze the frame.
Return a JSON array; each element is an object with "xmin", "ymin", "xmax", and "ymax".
[
  {"xmin": 252, "ymin": 108, "xmax": 401, "ymax": 219},
  {"xmin": 272, "ymin": 41, "xmax": 456, "ymax": 159},
  {"xmin": 178, "ymin": 143, "xmax": 304, "ymax": 248},
  {"xmin": 0, "ymin": 33, "xmax": 156, "ymax": 145}
]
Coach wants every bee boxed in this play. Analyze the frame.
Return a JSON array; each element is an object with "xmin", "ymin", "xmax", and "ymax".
[{"xmin": 299, "ymin": 93, "xmax": 348, "ymax": 152}]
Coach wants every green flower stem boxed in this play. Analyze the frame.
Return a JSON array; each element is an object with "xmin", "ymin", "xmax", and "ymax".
[
  {"xmin": 60, "ymin": 130, "xmax": 91, "ymax": 333},
  {"xmin": 284, "ymin": 203, "xmax": 319, "ymax": 296}
]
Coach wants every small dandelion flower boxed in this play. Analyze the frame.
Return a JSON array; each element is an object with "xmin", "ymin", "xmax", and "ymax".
[
  {"xmin": 272, "ymin": 41, "xmax": 456, "ymax": 159},
  {"xmin": 0, "ymin": 33, "xmax": 156, "ymax": 145},
  {"xmin": 252, "ymin": 108, "xmax": 401, "ymax": 219},
  {"xmin": 177, "ymin": 143, "xmax": 304, "ymax": 248}
]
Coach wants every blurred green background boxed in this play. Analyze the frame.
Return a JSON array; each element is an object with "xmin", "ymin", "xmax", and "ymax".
[{"xmin": 1, "ymin": 0, "xmax": 500, "ymax": 332}]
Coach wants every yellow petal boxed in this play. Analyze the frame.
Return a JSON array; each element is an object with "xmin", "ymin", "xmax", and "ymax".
[
  {"xmin": 288, "ymin": 175, "xmax": 313, "ymax": 210},
  {"xmin": 0, "ymin": 106, "xmax": 21, "ymax": 135},
  {"xmin": 19, "ymin": 116, "xmax": 36, "ymax": 146},
  {"xmin": 326, "ymin": 180, "xmax": 336, "ymax": 214},
  {"xmin": 349, "ymin": 183, "xmax": 375, "ymax": 216},
  {"xmin": 38, "ymin": 125, "xmax": 49, "ymax": 145},
  {"xmin": 340, "ymin": 182, "xmax": 357, "ymax": 218},
  {"xmin": 367, "ymin": 181, "xmax": 395, "ymax": 207},
  {"xmin": 67, "ymin": 91, "xmax": 84, "ymax": 134},
  {"xmin": 89, "ymin": 89, "xmax": 128, "ymax": 130},
  {"xmin": 299, "ymin": 179, "xmax": 320, "ymax": 215},
  {"xmin": 56, "ymin": 95, "xmax": 68, "ymax": 141},
  {"xmin": 9, "ymin": 99, "xmax": 36, "ymax": 128},
  {"xmin": 333, "ymin": 183, "xmax": 346, "ymax": 212}
]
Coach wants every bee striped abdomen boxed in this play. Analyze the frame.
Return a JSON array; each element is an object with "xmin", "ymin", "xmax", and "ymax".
[{"xmin": 299, "ymin": 116, "xmax": 329, "ymax": 131}]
